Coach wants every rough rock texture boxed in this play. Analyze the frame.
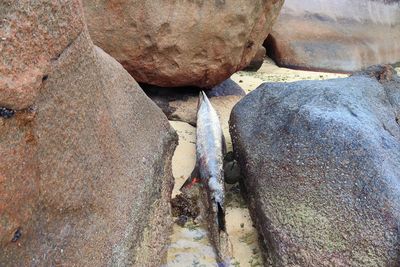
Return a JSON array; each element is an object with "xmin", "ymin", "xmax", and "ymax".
[
  {"xmin": 0, "ymin": 2, "xmax": 177, "ymax": 266},
  {"xmin": 0, "ymin": 1, "xmax": 84, "ymax": 110},
  {"xmin": 82, "ymin": 0, "xmax": 284, "ymax": 88},
  {"xmin": 265, "ymin": 0, "xmax": 400, "ymax": 72},
  {"xmin": 230, "ymin": 67, "xmax": 400, "ymax": 266}
]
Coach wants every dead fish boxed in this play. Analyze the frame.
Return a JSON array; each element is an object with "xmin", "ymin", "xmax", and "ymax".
[
  {"xmin": 180, "ymin": 91, "xmax": 231, "ymax": 265},
  {"xmin": 181, "ymin": 91, "xmax": 226, "ymax": 231}
]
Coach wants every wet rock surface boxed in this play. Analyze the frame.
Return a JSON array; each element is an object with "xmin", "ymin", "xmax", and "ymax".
[
  {"xmin": 266, "ymin": 0, "xmax": 400, "ymax": 72},
  {"xmin": 82, "ymin": 0, "xmax": 284, "ymax": 88},
  {"xmin": 0, "ymin": 2, "xmax": 177, "ymax": 266},
  {"xmin": 230, "ymin": 66, "xmax": 400, "ymax": 266}
]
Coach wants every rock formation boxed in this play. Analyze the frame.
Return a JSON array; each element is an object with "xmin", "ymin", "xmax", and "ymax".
[
  {"xmin": 243, "ymin": 46, "xmax": 266, "ymax": 72},
  {"xmin": 265, "ymin": 0, "xmax": 400, "ymax": 72},
  {"xmin": 230, "ymin": 66, "xmax": 400, "ymax": 266},
  {"xmin": 0, "ymin": 1, "xmax": 177, "ymax": 266},
  {"xmin": 143, "ymin": 79, "xmax": 245, "ymax": 126},
  {"xmin": 82, "ymin": 0, "xmax": 284, "ymax": 88}
]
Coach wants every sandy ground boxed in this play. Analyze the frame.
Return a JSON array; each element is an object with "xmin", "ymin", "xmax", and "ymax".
[
  {"xmin": 231, "ymin": 58, "xmax": 348, "ymax": 93},
  {"xmin": 164, "ymin": 59, "xmax": 353, "ymax": 266}
]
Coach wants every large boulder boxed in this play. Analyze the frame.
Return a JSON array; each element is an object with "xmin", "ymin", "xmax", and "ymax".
[
  {"xmin": 82, "ymin": 0, "xmax": 284, "ymax": 88},
  {"xmin": 0, "ymin": 1, "xmax": 84, "ymax": 110},
  {"xmin": 265, "ymin": 0, "xmax": 400, "ymax": 72},
  {"xmin": 0, "ymin": 1, "xmax": 177, "ymax": 266},
  {"xmin": 230, "ymin": 66, "xmax": 400, "ymax": 266}
]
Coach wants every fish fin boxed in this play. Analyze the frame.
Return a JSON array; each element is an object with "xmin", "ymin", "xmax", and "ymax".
[
  {"xmin": 217, "ymin": 202, "xmax": 226, "ymax": 232},
  {"xmin": 180, "ymin": 164, "xmax": 201, "ymax": 191}
]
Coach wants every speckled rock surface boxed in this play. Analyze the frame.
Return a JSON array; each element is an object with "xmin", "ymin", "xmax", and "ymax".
[
  {"xmin": 0, "ymin": 2, "xmax": 177, "ymax": 266},
  {"xmin": 82, "ymin": 0, "xmax": 284, "ymax": 88},
  {"xmin": 0, "ymin": 0, "xmax": 84, "ymax": 109},
  {"xmin": 265, "ymin": 0, "xmax": 400, "ymax": 72},
  {"xmin": 230, "ymin": 67, "xmax": 400, "ymax": 266}
]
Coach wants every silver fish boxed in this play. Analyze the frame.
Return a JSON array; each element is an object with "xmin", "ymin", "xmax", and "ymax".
[
  {"xmin": 180, "ymin": 91, "xmax": 231, "ymax": 265},
  {"xmin": 181, "ymin": 91, "xmax": 226, "ymax": 232}
]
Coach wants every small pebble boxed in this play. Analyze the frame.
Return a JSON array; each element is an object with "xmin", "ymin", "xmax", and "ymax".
[
  {"xmin": 11, "ymin": 228, "xmax": 21, "ymax": 242},
  {"xmin": 0, "ymin": 107, "xmax": 15, "ymax": 119},
  {"xmin": 175, "ymin": 215, "xmax": 188, "ymax": 227}
]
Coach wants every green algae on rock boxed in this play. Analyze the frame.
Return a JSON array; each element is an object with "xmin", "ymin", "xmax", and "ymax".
[{"xmin": 230, "ymin": 65, "xmax": 400, "ymax": 266}]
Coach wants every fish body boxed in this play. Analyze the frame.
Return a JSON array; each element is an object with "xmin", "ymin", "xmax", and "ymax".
[
  {"xmin": 195, "ymin": 91, "xmax": 226, "ymax": 231},
  {"xmin": 180, "ymin": 91, "xmax": 230, "ymax": 265}
]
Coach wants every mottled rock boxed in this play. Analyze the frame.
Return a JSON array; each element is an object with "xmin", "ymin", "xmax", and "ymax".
[
  {"xmin": 230, "ymin": 68, "xmax": 400, "ymax": 266},
  {"xmin": 265, "ymin": 0, "xmax": 400, "ymax": 72},
  {"xmin": 0, "ymin": 0, "xmax": 84, "ymax": 110},
  {"xmin": 82, "ymin": 0, "xmax": 284, "ymax": 87},
  {"xmin": 0, "ymin": 2, "xmax": 177, "ymax": 266}
]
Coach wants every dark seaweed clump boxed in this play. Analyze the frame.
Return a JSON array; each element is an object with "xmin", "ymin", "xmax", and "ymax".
[{"xmin": 171, "ymin": 193, "xmax": 200, "ymax": 220}]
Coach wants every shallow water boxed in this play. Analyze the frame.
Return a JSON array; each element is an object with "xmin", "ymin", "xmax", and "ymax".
[{"xmin": 164, "ymin": 222, "xmax": 218, "ymax": 266}]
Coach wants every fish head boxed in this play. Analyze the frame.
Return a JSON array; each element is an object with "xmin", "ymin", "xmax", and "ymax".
[{"xmin": 198, "ymin": 90, "xmax": 212, "ymax": 109}]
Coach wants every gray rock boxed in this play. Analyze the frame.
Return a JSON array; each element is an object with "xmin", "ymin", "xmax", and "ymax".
[
  {"xmin": 206, "ymin": 79, "xmax": 246, "ymax": 98},
  {"xmin": 230, "ymin": 67, "xmax": 400, "ymax": 266},
  {"xmin": 223, "ymin": 160, "xmax": 242, "ymax": 184},
  {"xmin": 143, "ymin": 80, "xmax": 244, "ymax": 126}
]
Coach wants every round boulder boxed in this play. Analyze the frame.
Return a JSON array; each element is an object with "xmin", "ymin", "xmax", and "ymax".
[
  {"xmin": 265, "ymin": 0, "xmax": 400, "ymax": 72},
  {"xmin": 230, "ymin": 67, "xmax": 400, "ymax": 266},
  {"xmin": 82, "ymin": 0, "xmax": 284, "ymax": 88}
]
